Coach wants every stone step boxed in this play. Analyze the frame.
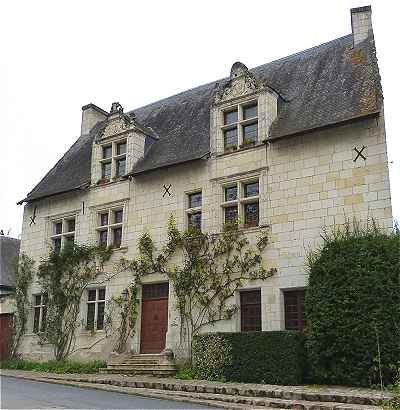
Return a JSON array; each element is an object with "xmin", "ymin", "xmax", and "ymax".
[
  {"xmin": 123, "ymin": 359, "xmax": 159, "ymax": 364},
  {"xmin": 107, "ymin": 363, "xmax": 176, "ymax": 369},
  {"xmin": 99, "ymin": 369, "xmax": 177, "ymax": 377}
]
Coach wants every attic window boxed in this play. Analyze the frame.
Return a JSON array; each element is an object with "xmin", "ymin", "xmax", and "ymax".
[
  {"xmin": 221, "ymin": 101, "xmax": 258, "ymax": 152},
  {"xmin": 99, "ymin": 140, "xmax": 127, "ymax": 181}
]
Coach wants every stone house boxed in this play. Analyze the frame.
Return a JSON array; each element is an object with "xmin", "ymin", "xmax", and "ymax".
[{"xmin": 17, "ymin": 6, "xmax": 392, "ymax": 361}]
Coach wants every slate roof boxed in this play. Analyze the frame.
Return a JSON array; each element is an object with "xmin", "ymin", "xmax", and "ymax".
[
  {"xmin": 20, "ymin": 33, "xmax": 382, "ymax": 203},
  {"xmin": 0, "ymin": 236, "xmax": 20, "ymax": 290}
]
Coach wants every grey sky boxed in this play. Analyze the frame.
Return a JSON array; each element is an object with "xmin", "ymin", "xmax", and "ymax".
[{"xmin": 1, "ymin": 0, "xmax": 398, "ymax": 238}]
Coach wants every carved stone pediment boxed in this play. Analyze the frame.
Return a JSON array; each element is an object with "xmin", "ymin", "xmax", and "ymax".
[
  {"xmin": 96, "ymin": 102, "xmax": 136, "ymax": 142},
  {"xmin": 214, "ymin": 62, "xmax": 262, "ymax": 104}
]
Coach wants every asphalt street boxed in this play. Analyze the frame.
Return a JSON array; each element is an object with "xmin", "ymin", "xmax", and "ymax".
[{"xmin": 0, "ymin": 376, "xmax": 217, "ymax": 409}]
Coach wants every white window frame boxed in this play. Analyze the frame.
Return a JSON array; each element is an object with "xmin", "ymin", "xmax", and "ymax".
[
  {"xmin": 221, "ymin": 99, "xmax": 259, "ymax": 152},
  {"xmin": 221, "ymin": 179, "xmax": 260, "ymax": 228},
  {"xmin": 33, "ymin": 293, "xmax": 47, "ymax": 333},
  {"xmin": 96, "ymin": 207, "xmax": 124, "ymax": 248},
  {"xmin": 50, "ymin": 215, "xmax": 76, "ymax": 251},
  {"xmin": 85, "ymin": 288, "xmax": 106, "ymax": 331},
  {"xmin": 99, "ymin": 139, "xmax": 127, "ymax": 180},
  {"xmin": 185, "ymin": 190, "xmax": 202, "ymax": 230}
]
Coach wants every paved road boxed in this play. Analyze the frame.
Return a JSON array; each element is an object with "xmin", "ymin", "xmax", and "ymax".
[{"xmin": 0, "ymin": 376, "xmax": 217, "ymax": 409}]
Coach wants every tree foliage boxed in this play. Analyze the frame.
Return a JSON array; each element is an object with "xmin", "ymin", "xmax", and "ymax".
[
  {"xmin": 37, "ymin": 243, "xmax": 112, "ymax": 361},
  {"xmin": 123, "ymin": 217, "xmax": 275, "ymax": 360},
  {"xmin": 305, "ymin": 220, "xmax": 400, "ymax": 386}
]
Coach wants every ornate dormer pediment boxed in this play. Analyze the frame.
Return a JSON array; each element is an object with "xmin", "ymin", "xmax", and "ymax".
[
  {"xmin": 96, "ymin": 102, "xmax": 137, "ymax": 142},
  {"xmin": 214, "ymin": 62, "xmax": 263, "ymax": 105}
]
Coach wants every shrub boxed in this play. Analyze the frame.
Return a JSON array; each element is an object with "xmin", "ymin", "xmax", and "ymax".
[
  {"xmin": 385, "ymin": 367, "xmax": 400, "ymax": 410},
  {"xmin": 0, "ymin": 359, "xmax": 106, "ymax": 374},
  {"xmin": 306, "ymin": 221, "xmax": 400, "ymax": 387},
  {"xmin": 193, "ymin": 331, "xmax": 305, "ymax": 385}
]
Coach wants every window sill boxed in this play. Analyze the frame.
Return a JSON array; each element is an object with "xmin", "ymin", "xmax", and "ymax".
[
  {"xmin": 218, "ymin": 142, "xmax": 265, "ymax": 157},
  {"xmin": 111, "ymin": 245, "xmax": 128, "ymax": 254},
  {"xmin": 94, "ymin": 177, "xmax": 127, "ymax": 187}
]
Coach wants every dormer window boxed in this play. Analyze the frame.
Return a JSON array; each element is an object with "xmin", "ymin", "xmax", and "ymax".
[
  {"xmin": 99, "ymin": 140, "xmax": 127, "ymax": 181},
  {"xmin": 222, "ymin": 101, "xmax": 258, "ymax": 152}
]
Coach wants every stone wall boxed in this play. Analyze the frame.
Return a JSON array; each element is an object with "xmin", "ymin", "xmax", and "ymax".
[{"xmin": 17, "ymin": 110, "xmax": 392, "ymax": 361}]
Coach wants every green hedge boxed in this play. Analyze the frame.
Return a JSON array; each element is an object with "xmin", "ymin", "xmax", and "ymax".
[
  {"xmin": 306, "ymin": 222, "xmax": 400, "ymax": 387},
  {"xmin": 193, "ymin": 331, "xmax": 305, "ymax": 385}
]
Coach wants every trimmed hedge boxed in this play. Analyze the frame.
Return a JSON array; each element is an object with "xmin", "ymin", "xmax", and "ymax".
[
  {"xmin": 193, "ymin": 331, "xmax": 305, "ymax": 385},
  {"xmin": 306, "ymin": 222, "xmax": 400, "ymax": 387}
]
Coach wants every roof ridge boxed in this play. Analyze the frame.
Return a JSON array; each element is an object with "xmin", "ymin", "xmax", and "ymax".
[{"xmin": 128, "ymin": 34, "xmax": 353, "ymax": 115}]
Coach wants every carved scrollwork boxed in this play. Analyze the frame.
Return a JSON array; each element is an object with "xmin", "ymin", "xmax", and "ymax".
[{"xmin": 214, "ymin": 62, "xmax": 261, "ymax": 104}]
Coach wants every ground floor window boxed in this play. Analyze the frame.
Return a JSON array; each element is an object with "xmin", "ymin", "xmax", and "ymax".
[
  {"xmin": 240, "ymin": 289, "xmax": 261, "ymax": 331},
  {"xmin": 284, "ymin": 289, "xmax": 305, "ymax": 331},
  {"xmin": 86, "ymin": 288, "xmax": 106, "ymax": 330},
  {"xmin": 33, "ymin": 293, "xmax": 47, "ymax": 333}
]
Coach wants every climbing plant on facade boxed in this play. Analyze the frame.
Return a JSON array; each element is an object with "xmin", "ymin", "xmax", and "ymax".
[
  {"xmin": 37, "ymin": 243, "xmax": 113, "ymax": 361},
  {"xmin": 10, "ymin": 253, "xmax": 34, "ymax": 357},
  {"xmin": 123, "ymin": 216, "xmax": 276, "ymax": 360}
]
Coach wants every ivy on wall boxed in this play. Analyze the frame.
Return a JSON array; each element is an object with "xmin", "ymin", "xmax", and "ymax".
[
  {"xmin": 10, "ymin": 253, "xmax": 34, "ymax": 357},
  {"xmin": 37, "ymin": 244, "xmax": 113, "ymax": 361},
  {"xmin": 121, "ymin": 216, "xmax": 276, "ymax": 360}
]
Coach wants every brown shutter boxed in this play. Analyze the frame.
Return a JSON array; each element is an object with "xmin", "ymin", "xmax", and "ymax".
[
  {"xmin": 240, "ymin": 290, "xmax": 261, "ymax": 332},
  {"xmin": 284, "ymin": 289, "xmax": 305, "ymax": 331}
]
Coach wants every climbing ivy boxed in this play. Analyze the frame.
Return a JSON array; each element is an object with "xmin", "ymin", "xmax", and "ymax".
[
  {"xmin": 37, "ymin": 243, "xmax": 113, "ymax": 361},
  {"xmin": 10, "ymin": 253, "xmax": 34, "ymax": 357},
  {"xmin": 123, "ymin": 216, "xmax": 276, "ymax": 360}
]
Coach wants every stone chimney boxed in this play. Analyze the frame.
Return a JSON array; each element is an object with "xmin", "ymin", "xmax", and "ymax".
[
  {"xmin": 351, "ymin": 5, "xmax": 373, "ymax": 47},
  {"xmin": 81, "ymin": 103, "xmax": 108, "ymax": 136}
]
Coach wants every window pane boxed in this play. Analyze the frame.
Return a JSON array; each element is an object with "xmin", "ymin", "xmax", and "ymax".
[
  {"xmin": 53, "ymin": 238, "xmax": 61, "ymax": 252},
  {"xmin": 43, "ymin": 293, "xmax": 48, "ymax": 305},
  {"xmin": 99, "ymin": 230, "xmax": 108, "ymax": 246},
  {"xmin": 35, "ymin": 295, "xmax": 42, "ymax": 306},
  {"xmin": 102, "ymin": 162, "xmax": 111, "ymax": 179},
  {"xmin": 224, "ymin": 128, "xmax": 238, "ymax": 149},
  {"xmin": 88, "ymin": 289, "xmax": 96, "ymax": 301},
  {"xmin": 97, "ymin": 302, "xmax": 105, "ymax": 330},
  {"xmin": 243, "ymin": 123, "xmax": 258, "ymax": 143},
  {"xmin": 100, "ymin": 213, "xmax": 108, "ymax": 226},
  {"xmin": 244, "ymin": 181, "xmax": 259, "ymax": 197},
  {"xmin": 225, "ymin": 206, "xmax": 238, "ymax": 224},
  {"xmin": 67, "ymin": 219, "xmax": 75, "ymax": 232},
  {"xmin": 112, "ymin": 227, "xmax": 122, "ymax": 248},
  {"xmin": 117, "ymin": 142, "xmax": 127, "ymax": 155},
  {"xmin": 86, "ymin": 303, "xmax": 95, "ymax": 330},
  {"xmin": 33, "ymin": 307, "xmax": 40, "ymax": 333},
  {"xmin": 65, "ymin": 235, "xmax": 74, "ymax": 246},
  {"xmin": 188, "ymin": 212, "xmax": 202, "ymax": 230},
  {"xmin": 225, "ymin": 186, "xmax": 238, "ymax": 201},
  {"xmin": 224, "ymin": 109, "xmax": 238, "ymax": 125},
  {"xmin": 55, "ymin": 222, "xmax": 62, "ymax": 235},
  {"xmin": 244, "ymin": 203, "xmax": 259, "ymax": 227},
  {"xmin": 41, "ymin": 306, "xmax": 47, "ymax": 332},
  {"xmin": 142, "ymin": 283, "xmax": 169, "ymax": 300},
  {"xmin": 116, "ymin": 158, "xmax": 126, "ymax": 177},
  {"xmin": 98, "ymin": 288, "xmax": 106, "ymax": 301},
  {"xmin": 188, "ymin": 192, "xmax": 202, "ymax": 208},
  {"xmin": 102, "ymin": 145, "xmax": 112, "ymax": 159},
  {"xmin": 243, "ymin": 103, "xmax": 258, "ymax": 120},
  {"xmin": 114, "ymin": 210, "xmax": 123, "ymax": 224}
]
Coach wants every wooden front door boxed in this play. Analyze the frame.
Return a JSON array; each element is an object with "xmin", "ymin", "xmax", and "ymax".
[{"xmin": 140, "ymin": 283, "xmax": 169, "ymax": 354}]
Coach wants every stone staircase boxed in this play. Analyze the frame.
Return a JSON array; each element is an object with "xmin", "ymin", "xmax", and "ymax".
[{"xmin": 100, "ymin": 353, "xmax": 177, "ymax": 376}]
